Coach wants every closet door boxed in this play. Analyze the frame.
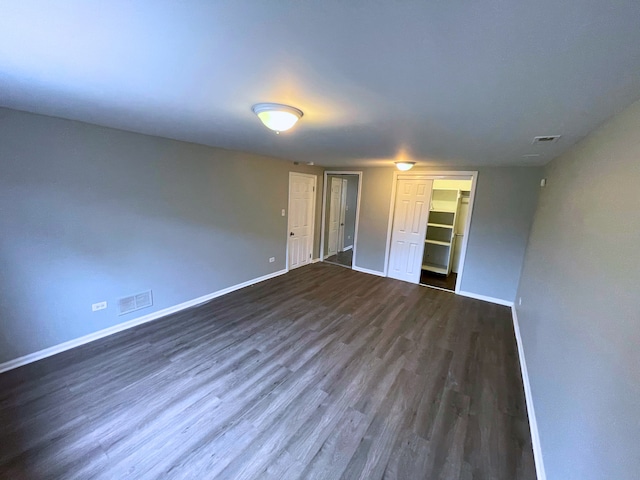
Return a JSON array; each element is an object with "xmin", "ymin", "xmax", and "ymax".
[{"xmin": 388, "ymin": 178, "xmax": 433, "ymax": 283}]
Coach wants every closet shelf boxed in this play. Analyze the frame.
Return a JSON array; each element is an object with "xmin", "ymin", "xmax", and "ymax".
[
  {"xmin": 427, "ymin": 222, "xmax": 454, "ymax": 228},
  {"xmin": 425, "ymin": 239, "xmax": 451, "ymax": 247},
  {"xmin": 422, "ymin": 263, "xmax": 448, "ymax": 274},
  {"xmin": 430, "ymin": 209, "xmax": 457, "ymax": 214}
]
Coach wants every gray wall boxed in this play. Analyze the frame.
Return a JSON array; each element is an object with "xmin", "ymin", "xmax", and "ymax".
[
  {"xmin": 341, "ymin": 167, "xmax": 541, "ymax": 302},
  {"xmin": 0, "ymin": 108, "xmax": 324, "ymax": 364},
  {"xmin": 516, "ymin": 99, "xmax": 640, "ymax": 479}
]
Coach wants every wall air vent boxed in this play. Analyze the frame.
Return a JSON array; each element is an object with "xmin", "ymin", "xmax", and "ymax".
[
  {"xmin": 532, "ymin": 135, "xmax": 561, "ymax": 144},
  {"xmin": 118, "ymin": 290, "xmax": 153, "ymax": 316}
]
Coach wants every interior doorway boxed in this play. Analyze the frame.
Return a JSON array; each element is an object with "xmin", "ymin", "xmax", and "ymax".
[
  {"xmin": 385, "ymin": 172, "xmax": 477, "ymax": 293},
  {"xmin": 320, "ymin": 172, "xmax": 362, "ymax": 269}
]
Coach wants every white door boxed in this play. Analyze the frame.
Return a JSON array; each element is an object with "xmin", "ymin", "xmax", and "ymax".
[
  {"xmin": 288, "ymin": 173, "xmax": 316, "ymax": 269},
  {"xmin": 327, "ymin": 177, "xmax": 342, "ymax": 256},
  {"xmin": 452, "ymin": 194, "xmax": 470, "ymax": 273},
  {"xmin": 388, "ymin": 178, "xmax": 433, "ymax": 283},
  {"xmin": 338, "ymin": 178, "xmax": 348, "ymax": 252}
]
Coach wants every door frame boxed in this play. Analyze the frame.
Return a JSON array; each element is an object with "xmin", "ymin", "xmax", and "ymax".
[
  {"xmin": 320, "ymin": 171, "xmax": 363, "ymax": 268},
  {"xmin": 286, "ymin": 172, "xmax": 317, "ymax": 271},
  {"xmin": 383, "ymin": 170, "xmax": 478, "ymax": 293}
]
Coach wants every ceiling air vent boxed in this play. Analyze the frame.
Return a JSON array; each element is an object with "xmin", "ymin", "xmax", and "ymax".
[
  {"xmin": 532, "ymin": 135, "xmax": 561, "ymax": 144},
  {"xmin": 118, "ymin": 290, "xmax": 153, "ymax": 316}
]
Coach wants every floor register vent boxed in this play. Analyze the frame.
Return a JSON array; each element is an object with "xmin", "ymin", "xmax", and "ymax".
[{"xmin": 118, "ymin": 290, "xmax": 153, "ymax": 315}]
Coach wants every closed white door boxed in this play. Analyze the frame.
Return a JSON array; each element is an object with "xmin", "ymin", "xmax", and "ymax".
[
  {"xmin": 327, "ymin": 177, "xmax": 342, "ymax": 256},
  {"xmin": 388, "ymin": 178, "xmax": 433, "ymax": 283},
  {"xmin": 288, "ymin": 173, "xmax": 316, "ymax": 269}
]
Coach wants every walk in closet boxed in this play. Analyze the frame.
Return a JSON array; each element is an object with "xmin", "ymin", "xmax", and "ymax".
[{"xmin": 421, "ymin": 179, "xmax": 473, "ymax": 290}]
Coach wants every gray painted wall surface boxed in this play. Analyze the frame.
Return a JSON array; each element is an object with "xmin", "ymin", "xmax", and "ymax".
[
  {"xmin": 0, "ymin": 108, "xmax": 323, "ymax": 363},
  {"xmin": 341, "ymin": 167, "xmax": 541, "ymax": 302},
  {"xmin": 462, "ymin": 168, "xmax": 541, "ymax": 301},
  {"xmin": 516, "ymin": 99, "xmax": 640, "ymax": 480}
]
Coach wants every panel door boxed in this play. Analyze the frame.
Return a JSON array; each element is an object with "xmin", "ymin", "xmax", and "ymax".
[
  {"xmin": 452, "ymin": 195, "xmax": 470, "ymax": 273},
  {"xmin": 338, "ymin": 178, "xmax": 348, "ymax": 252},
  {"xmin": 388, "ymin": 178, "xmax": 433, "ymax": 283},
  {"xmin": 289, "ymin": 174, "xmax": 315, "ymax": 269}
]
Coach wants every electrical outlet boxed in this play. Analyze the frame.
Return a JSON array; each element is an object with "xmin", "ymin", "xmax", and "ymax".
[
  {"xmin": 92, "ymin": 301, "xmax": 107, "ymax": 312},
  {"xmin": 269, "ymin": 257, "xmax": 275, "ymax": 263},
  {"xmin": 281, "ymin": 209, "xmax": 285, "ymax": 216},
  {"xmin": 518, "ymin": 297, "xmax": 522, "ymax": 306}
]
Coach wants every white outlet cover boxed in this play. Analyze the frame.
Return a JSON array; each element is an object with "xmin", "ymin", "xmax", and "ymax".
[
  {"xmin": 92, "ymin": 301, "xmax": 107, "ymax": 311},
  {"xmin": 281, "ymin": 209, "xmax": 285, "ymax": 216},
  {"xmin": 269, "ymin": 257, "xmax": 275, "ymax": 263}
]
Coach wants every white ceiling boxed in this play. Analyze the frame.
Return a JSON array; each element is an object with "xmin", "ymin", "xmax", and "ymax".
[{"xmin": 1, "ymin": 1, "xmax": 640, "ymax": 167}]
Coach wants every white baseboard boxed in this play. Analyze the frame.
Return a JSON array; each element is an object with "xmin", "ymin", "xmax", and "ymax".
[
  {"xmin": 342, "ymin": 245, "xmax": 353, "ymax": 251},
  {"xmin": 352, "ymin": 265, "xmax": 386, "ymax": 277},
  {"xmin": 0, "ymin": 268, "xmax": 288, "ymax": 374},
  {"xmin": 457, "ymin": 290, "xmax": 514, "ymax": 307},
  {"xmin": 310, "ymin": 258, "xmax": 321, "ymax": 264},
  {"xmin": 512, "ymin": 307, "xmax": 546, "ymax": 480}
]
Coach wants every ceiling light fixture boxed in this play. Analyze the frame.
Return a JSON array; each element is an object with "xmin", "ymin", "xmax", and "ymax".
[
  {"xmin": 252, "ymin": 103, "xmax": 303, "ymax": 133},
  {"xmin": 395, "ymin": 161, "xmax": 416, "ymax": 171}
]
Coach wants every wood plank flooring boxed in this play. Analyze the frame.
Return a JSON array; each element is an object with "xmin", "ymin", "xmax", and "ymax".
[
  {"xmin": 0, "ymin": 263, "xmax": 535, "ymax": 479},
  {"xmin": 420, "ymin": 270, "xmax": 457, "ymax": 292},
  {"xmin": 324, "ymin": 249, "xmax": 353, "ymax": 268}
]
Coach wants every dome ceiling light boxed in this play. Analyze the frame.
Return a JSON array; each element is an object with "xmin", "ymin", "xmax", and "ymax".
[
  {"xmin": 394, "ymin": 161, "xmax": 416, "ymax": 171},
  {"xmin": 252, "ymin": 103, "xmax": 303, "ymax": 134}
]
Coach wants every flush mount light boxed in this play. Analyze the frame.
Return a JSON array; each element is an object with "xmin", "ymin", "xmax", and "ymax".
[
  {"xmin": 252, "ymin": 103, "xmax": 303, "ymax": 133},
  {"xmin": 395, "ymin": 161, "xmax": 416, "ymax": 171}
]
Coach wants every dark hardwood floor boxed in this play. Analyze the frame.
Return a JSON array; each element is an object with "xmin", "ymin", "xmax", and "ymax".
[
  {"xmin": 420, "ymin": 270, "xmax": 458, "ymax": 292},
  {"xmin": 324, "ymin": 249, "xmax": 353, "ymax": 268},
  {"xmin": 0, "ymin": 263, "xmax": 535, "ymax": 480}
]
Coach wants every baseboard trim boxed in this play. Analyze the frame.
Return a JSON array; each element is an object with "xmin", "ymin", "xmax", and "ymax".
[
  {"xmin": 511, "ymin": 307, "xmax": 546, "ymax": 480},
  {"xmin": 0, "ymin": 269, "xmax": 288, "ymax": 374},
  {"xmin": 352, "ymin": 265, "xmax": 386, "ymax": 277},
  {"xmin": 342, "ymin": 245, "xmax": 353, "ymax": 251},
  {"xmin": 310, "ymin": 258, "xmax": 321, "ymax": 264},
  {"xmin": 457, "ymin": 290, "xmax": 514, "ymax": 307}
]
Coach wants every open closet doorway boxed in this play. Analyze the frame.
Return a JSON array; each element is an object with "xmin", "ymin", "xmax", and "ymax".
[
  {"xmin": 320, "ymin": 171, "xmax": 362, "ymax": 269},
  {"xmin": 385, "ymin": 172, "xmax": 477, "ymax": 293}
]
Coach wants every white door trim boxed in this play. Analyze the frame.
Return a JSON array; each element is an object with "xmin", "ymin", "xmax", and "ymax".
[
  {"xmin": 286, "ymin": 172, "xmax": 317, "ymax": 271},
  {"xmin": 320, "ymin": 171, "xmax": 363, "ymax": 268},
  {"xmin": 383, "ymin": 170, "xmax": 478, "ymax": 294}
]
